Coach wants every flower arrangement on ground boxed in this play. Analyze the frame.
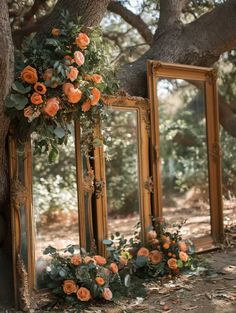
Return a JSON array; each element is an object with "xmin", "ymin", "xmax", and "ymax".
[
  {"xmin": 43, "ymin": 245, "xmax": 120, "ymax": 305},
  {"xmin": 104, "ymin": 219, "xmax": 196, "ymax": 279},
  {"xmin": 5, "ymin": 12, "xmax": 118, "ymax": 161}
]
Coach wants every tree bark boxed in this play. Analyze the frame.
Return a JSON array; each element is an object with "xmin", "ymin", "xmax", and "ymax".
[{"xmin": 0, "ymin": 0, "xmax": 14, "ymax": 305}]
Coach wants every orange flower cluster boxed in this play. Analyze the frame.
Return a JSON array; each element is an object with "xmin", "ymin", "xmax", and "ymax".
[{"xmin": 20, "ymin": 30, "xmax": 104, "ymax": 122}]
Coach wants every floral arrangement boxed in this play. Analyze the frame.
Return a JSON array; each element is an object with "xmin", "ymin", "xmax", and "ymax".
[
  {"xmin": 104, "ymin": 219, "xmax": 196, "ymax": 279},
  {"xmin": 43, "ymin": 245, "xmax": 121, "ymax": 305},
  {"xmin": 5, "ymin": 12, "xmax": 117, "ymax": 161}
]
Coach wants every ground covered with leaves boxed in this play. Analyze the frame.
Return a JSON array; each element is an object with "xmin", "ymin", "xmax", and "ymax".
[{"xmin": 2, "ymin": 228, "xmax": 236, "ymax": 313}]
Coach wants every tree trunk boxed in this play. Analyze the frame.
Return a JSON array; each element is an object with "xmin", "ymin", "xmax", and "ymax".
[{"xmin": 0, "ymin": 0, "xmax": 14, "ymax": 306}]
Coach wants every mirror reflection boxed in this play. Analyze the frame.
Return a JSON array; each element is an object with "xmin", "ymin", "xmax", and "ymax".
[
  {"xmin": 157, "ymin": 78, "xmax": 211, "ymax": 239},
  {"xmin": 32, "ymin": 132, "xmax": 79, "ymax": 288},
  {"xmin": 105, "ymin": 109, "xmax": 140, "ymax": 238}
]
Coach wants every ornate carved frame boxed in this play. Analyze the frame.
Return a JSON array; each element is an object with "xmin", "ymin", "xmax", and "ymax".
[{"xmin": 147, "ymin": 61, "xmax": 224, "ymax": 251}]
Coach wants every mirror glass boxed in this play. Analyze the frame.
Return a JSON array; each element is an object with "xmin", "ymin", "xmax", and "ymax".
[
  {"xmin": 32, "ymin": 131, "xmax": 79, "ymax": 288},
  {"xmin": 105, "ymin": 109, "xmax": 140, "ymax": 238},
  {"xmin": 157, "ymin": 78, "xmax": 211, "ymax": 239}
]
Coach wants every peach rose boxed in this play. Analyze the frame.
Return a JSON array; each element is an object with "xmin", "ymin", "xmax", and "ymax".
[
  {"xmin": 51, "ymin": 28, "xmax": 61, "ymax": 36},
  {"xmin": 147, "ymin": 230, "xmax": 157, "ymax": 242},
  {"xmin": 81, "ymin": 99, "xmax": 91, "ymax": 112},
  {"xmin": 66, "ymin": 66, "xmax": 79, "ymax": 82},
  {"xmin": 71, "ymin": 255, "xmax": 82, "ymax": 266},
  {"xmin": 167, "ymin": 258, "xmax": 178, "ymax": 270},
  {"xmin": 91, "ymin": 74, "xmax": 103, "ymax": 84},
  {"xmin": 178, "ymin": 241, "xmax": 187, "ymax": 252},
  {"xmin": 163, "ymin": 243, "xmax": 170, "ymax": 250},
  {"xmin": 90, "ymin": 87, "xmax": 101, "ymax": 105},
  {"xmin": 76, "ymin": 287, "xmax": 91, "ymax": 302},
  {"xmin": 110, "ymin": 263, "xmax": 118, "ymax": 274},
  {"xmin": 119, "ymin": 256, "xmax": 128, "ymax": 266},
  {"xmin": 63, "ymin": 82, "xmax": 74, "ymax": 96},
  {"xmin": 21, "ymin": 65, "xmax": 38, "ymax": 84},
  {"xmin": 95, "ymin": 277, "xmax": 105, "ymax": 286},
  {"xmin": 24, "ymin": 106, "xmax": 33, "ymax": 118},
  {"xmin": 74, "ymin": 51, "xmax": 85, "ymax": 66},
  {"xmin": 94, "ymin": 255, "xmax": 106, "ymax": 266},
  {"xmin": 75, "ymin": 32, "xmax": 90, "ymax": 49},
  {"xmin": 137, "ymin": 247, "xmax": 149, "ymax": 257},
  {"xmin": 67, "ymin": 88, "xmax": 82, "ymax": 104},
  {"xmin": 43, "ymin": 97, "xmax": 60, "ymax": 117},
  {"xmin": 63, "ymin": 280, "xmax": 78, "ymax": 295},
  {"xmin": 102, "ymin": 288, "xmax": 113, "ymax": 301},
  {"xmin": 34, "ymin": 82, "xmax": 47, "ymax": 95},
  {"xmin": 84, "ymin": 256, "xmax": 94, "ymax": 264},
  {"xmin": 179, "ymin": 251, "xmax": 188, "ymax": 262},
  {"xmin": 149, "ymin": 250, "xmax": 162, "ymax": 265},
  {"xmin": 31, "ymin": 92, "xmax": 43, "ymax": 105},
  {"xmin": 43, "ymin": 69, "xmax": 53, "ymax": 82}
]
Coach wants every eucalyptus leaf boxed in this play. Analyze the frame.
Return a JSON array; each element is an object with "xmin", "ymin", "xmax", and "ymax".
[
  {"xmin": 10, "ymin": 94, "xmax": 28, "ymax": 110},
  {"xmin": 54, "ymin": 127, "xmax": 66, "ymax": 139},
  {"xmin": 135, "ymin": 256, "xmax": 148, "ymax": 268},
  {"xmin": 103, "ymin": 239, "xmax": 113, "ymax": 246},
  {"xmin": 12, "ymin": 81, "xmax": 31, "ymax": 94}
]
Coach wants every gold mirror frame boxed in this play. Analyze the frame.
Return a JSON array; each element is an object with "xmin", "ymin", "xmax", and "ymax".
[
  {"xmin": 147, "ymin": 60, "xmax": 224, "ymax": 251},
  {"xmin": 96, "ymin": 95, "xmax": 152, "ymax": 252}
]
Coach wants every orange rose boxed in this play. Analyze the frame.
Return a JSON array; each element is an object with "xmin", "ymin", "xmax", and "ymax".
[
  {"xmin": 95, "ymin": 277, "xmax": 105, "ymax": 286},
  {"xmin": 51, "ymin": 28, "xmax": 61, "ymax": 36},
  {"xmin": 43, "ymin": 69, "xmax": 53, "ymax": 82},
  {"xmin": 81, "ymin": 99, "xmax": 91, "ymax": 112},
  {"xmin": 94, "ymin": 255, "xmax": 106, "ymax": 266},
  {"xmin": 178, "ymin": 241, "xmax": 187, "ymax": 252},
  {"xmin": 137, "ymin": 247, "xmax": 149, "ymax": 257},
  {"xmin": 179, "ymin": 251, "xmax": 188, "ymax": 262},
  {"xmin": 71, "ymin": 255, "xmax": 82, "ymax": 266},
  {"xmin": 43, "ymin": 97, "xmax": 60, "ymax": 117},
  {"xmin": 110, "ymin": 263, "xmax": 118, "ymax": 274},
  {"xmin": 163, "ymin": 243, "xmax": 170, "ymax": 250},
  {"xmin": 91, "ymin": 74, "xmax": 103, "ymax": 84},
  {"xmin": 102, "ymin": 288, "xmax": 113, "ymax": 301},
  {"xmin": 90, "ymin": 87, "xmax": 101, "ymax": 105},
  {"xmin": 34, "ymin": 82, "xmax": 47, "ymax": 95},
  {"xmin": 21, "ymin": 65, "xmax": 38, "ymax": 84},
  {"xmin": 63, "ymin": 280, "xmax": 78, "ymax": 295},
  {"xmin": 149, "ymin": 250, "xmax": 162, "ymax": 265},
  {"xmin": 74, "ymin": 51, "xmax": 85, "ymax": 66},
  {"xmin": 84, "ymin": 256, "xmax": 94, "ymax": 264},
  {"xmin": 167, "ymin": 258, "xmax": 178, "ymax": 270},
  {"xmin": 76, "ymin": 287, "xmax": 91, "ymax": 302},
  {"xmin": 67, "ymin": 88, "xmax": 82, "ymax": 104},
  {"xmin": 147, "ymin": 230, "xmax": 157, "ymax": 242},
  {"xmin": 75, "ymin": 32, "xmax": 90, "ymax": 49},
  {"xmin": 31, "ymin": 92, "xmax": 43, "ymax": 105},
  {"xmin": 119, "ymin": 256, "xmax": 128, "ymax": 266},
  {"xmin": 66, "ymin": 66, "xmax": 79, "ymax": 82},
  {"xmin": 63, "ymin": 82, "xmax": 74, "ymax": 96}
]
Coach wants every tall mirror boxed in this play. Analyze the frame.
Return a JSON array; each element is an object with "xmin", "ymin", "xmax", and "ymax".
[
  {"xmin": 148, "ymin": 61, "xmax": 223, "ymax": 251},
  {"xmin": 98, "ymin": 96, "xmax": 152, "ymax": 245}
]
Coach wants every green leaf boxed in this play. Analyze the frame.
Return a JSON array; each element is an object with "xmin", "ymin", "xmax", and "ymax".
[
  {"xmin": 43, "ymin": 245, "xmax": 57, "ymax": 255},
  {"xmin": 54, "ymin": 127, "xmax": 65, "ymax": 139},
  {"xmin": 177, "ymin": 259, "xmax": 183, "ymax": 268},
  {"xmin": 135, "ymin": 256, "xmax": 148, "ymax": 268},
  {"xmin": 10, "ymin": 94, "xmax": 28, "ymax": 110},
  {"xmin": 49, "ymin": 147, "xmax": 59, "ymax": 163},
  {"xmin": 103, "ymin": 239, "xmax": 113, "ymax": 246},
  {"xmin": 5, "ymin": 95, "xmax": 16, "ymax": 108},
  {"xmin": 12, "ymin": 81, "xmax": 31, "ymax": 94}
]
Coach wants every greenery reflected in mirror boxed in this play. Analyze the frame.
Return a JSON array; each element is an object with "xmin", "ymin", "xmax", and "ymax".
[
  {"xmin": 105, "ymin": 109, "xmax": 140, "ymax": 238},
  {"xmin": 157, "ymin": 78, "xmax": 211, "ymax": 239},
  {"xmin": 32, "ymin": 132, "xmax": 79, "ymax": 288}
]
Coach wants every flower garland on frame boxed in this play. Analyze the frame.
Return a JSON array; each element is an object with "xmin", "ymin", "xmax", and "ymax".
[{"xmin": 5, "ymin": 12, "xmax": 118, "ymax": 161}]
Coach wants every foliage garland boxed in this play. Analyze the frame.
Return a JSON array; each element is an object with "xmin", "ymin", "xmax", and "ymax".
[{"xmin": 5, "ymin": 12, "xmax": 118, "ymax": 162}]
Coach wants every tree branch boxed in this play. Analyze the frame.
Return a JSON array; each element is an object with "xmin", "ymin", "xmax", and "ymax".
[
  {"xmin": 107, "ymin": 1, "xmax": 153, "ymax": 45},
  {"xmin": 157, "ymin": 0, "xmax": 189, "ymax": 35}
]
